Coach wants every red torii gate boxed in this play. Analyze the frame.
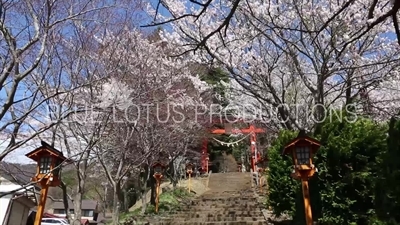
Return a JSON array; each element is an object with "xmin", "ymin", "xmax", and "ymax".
[{"xmin": 201, "ymin": 123, "xmax": 264, "ymax": 173}]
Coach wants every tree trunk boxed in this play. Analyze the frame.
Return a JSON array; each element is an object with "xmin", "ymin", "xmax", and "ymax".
[
  {"xmin": 72, "ymin": 193, "xmax": 83, "ymax": 225},
  {"xmin": 103, "ymin": 185, "xmax": 108, "ymax": 217},
  {"xmin": 170, "ymin": 160, "xmax": 178, "ymax": 188},
  {"xmin": 111, "ymin": 184, "xmax": 121, "ymax": 225},
  {"xmin": 150, "ymin": 176, "xmax": 156, "ymax": 205},
  {"xmin": 123, "ymin": 188, "xmax": 129, "ymax": 213},
  {"xmin": 61, "ymin": 182, "xmax": 73, "ymax": 224},
  {"xmin": 72, "ymin": 175, "xmax": 85, "ymax": 225},
  {"xmin": 141, "ymin": 166, "xmax": 150, "ymax": 214}
]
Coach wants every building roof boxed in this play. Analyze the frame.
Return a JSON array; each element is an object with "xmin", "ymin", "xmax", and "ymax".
[
  {"xmin": 25, "ymin": 141, "xmax": 67, "ymax": 162},
  {"xmin": 51, "ymin": 200, "xmax": 98, "ymax": 210}
]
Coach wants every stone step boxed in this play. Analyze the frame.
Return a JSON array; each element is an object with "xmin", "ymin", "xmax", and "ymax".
[
  {"xmin": 165, "ymin": 217, "xmax": 266, "ymax": 221},
  {"xmin": 182, "ymin": 202, "xmax": 261, "ymax": 205},
  {"xmin": 193, "ymin": 199, "xmax": 259, "ymax": 202},
  {"xmin": 199, "ymin": 196, "xmax": 256, "ymax": 199},
  {"xmin": 151, "ymin": 220, "xmax": 268, "ymax": 225},
  {"xmin": 175, "ymin": 208, "xmax": 263, "ymax": 212},
  {"xmin": 187, "ymin": 203, "xmax": 260, "ymax": 207},
  {"xmin": 145, "ymin": 173, "xmax": 267, "ymax": 225},
  {"xmin": 197, "ymin": 197, "xmax": 258, "ymax": 201},
  {"xmin": 193, "ymin": 201, "xmax": 258, "ymax": 204},
  {"xmin": 158, "ymin": 217, "xmax": 266, "ymax": 222},
  {"xmin": 175, "ymin": 207, "xmax": 262, "ymax": 211},
  {"xmin": 190, "ymin": 201, "xmax": 259, "ymax": 204},
  {"xmin": 174, "ymin": 209, "xmax": 263, "ymax": 212},
  {"xmin": 173, "ymin": 211, "xmax": 263, "ymax": 217},
  {"xmin": 194, "ymin": 200, "xmax": 258, "ymax": 203}
]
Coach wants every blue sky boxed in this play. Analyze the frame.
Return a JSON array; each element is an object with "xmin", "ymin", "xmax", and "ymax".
[{"xmin": 0, "ymin": 1, "xmax": 172, "ymax": 164}]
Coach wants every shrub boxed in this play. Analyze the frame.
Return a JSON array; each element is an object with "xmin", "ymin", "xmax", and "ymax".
[
  {"xmin": 266, "ymin": 130, "xmax": 298, "ymax": 218},
  {"xmin": 267, "ymin": 112, "xmax": 388, "ymax": 224}
]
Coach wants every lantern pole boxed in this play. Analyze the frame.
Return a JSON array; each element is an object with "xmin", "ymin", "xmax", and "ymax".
[
  {"xmin": 155, "ymin": 178, "xmax": 161, "ymax": 213},
  {"xmin": 282, "ymin": 132, "xmax": 321, "ymax": 225},
  {"xmin": 205, "ymin": 157, "xmax": 209, "ymax": 173},
  {"xmin": 152, "ymin": 162, "xmax": 164, "ymax": 214},
  {"xmin": 34, "ymin": 181, "xmax": 50, "ymax": 225},
  {"xmin": 186, "ymin": 164, "xmax": 193, "ymax": 193},
  {"xmin": 188, "ymin": 172, "xmax": 191, "ymax": 193},
  {"xmin": 301, "ymin": 175, "xmax": 312, "ymax": 225}
]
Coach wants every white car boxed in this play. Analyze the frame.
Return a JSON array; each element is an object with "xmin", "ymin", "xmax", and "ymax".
[{"xmin": 41, "ymin": 218, "xmax": 69, "ymax": 225}]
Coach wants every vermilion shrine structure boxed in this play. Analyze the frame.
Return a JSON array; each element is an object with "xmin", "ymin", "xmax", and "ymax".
[{"xmin": 200, "ymin": 116, "xmax": 265, "ymax": 173}]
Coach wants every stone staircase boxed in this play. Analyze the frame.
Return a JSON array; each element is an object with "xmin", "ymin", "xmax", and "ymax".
[{"xmin": 150, "ymin": 172, "xmax": 268, "ymax": 225}]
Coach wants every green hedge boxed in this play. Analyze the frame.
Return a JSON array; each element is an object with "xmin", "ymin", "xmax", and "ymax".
[{"xmin": 267, "ymin": 113, "xmax": 399, "ymax": 224}]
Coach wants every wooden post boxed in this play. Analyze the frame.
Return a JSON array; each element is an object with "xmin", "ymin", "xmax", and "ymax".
[
  {"xmin": 301, "ymin": 179, "xmax": 312, "ymax": 225},
  {"xmin": 155, "ymin": 179, "xmax": 160, "ymax": 213},
  {"xmin": 250, "ymin": 126, "xmax": 257, "ymax": 172},
  {"xmin": 188, "ymin": 173, "xmax": 191, "ymax": 193},
  {"xmin": 206, "ymin": 172, "xmax": 210, "ymax": 188},
  {"xmin": 201, "ymin": 139, "xmax": 208, "ymax": 173},
  {"xmin": 34, "ymin": 184, "xmax": 49, "ymax": 225}
]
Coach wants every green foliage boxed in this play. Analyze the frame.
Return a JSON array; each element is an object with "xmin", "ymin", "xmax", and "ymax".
[
  {"xmin": 266, "ymin": 130, "xmax": 298, "ymax": 217},
  {"xmin": 120, "ymin": 187, "xmax": 194, "ymax": 224},
  {"xmin": 135, "ymin": 188, "xmax": 193, "ymax": 216},
  {"xmin": 231, "ymin": 139, "xmax": 247, "ymax": 162},
  {"xmin": 200, "ymin": 67, "xmax": 229, "ymax": 85},
  {"xmin": 314, "ymin": 116, "xmax": 387, "ymax": 224},
  {"xmin": 199, "ymin": 67, "xmax": 230, "ymax": 106},
  {"xmin": 375, "ymin": 117, "xmax": 400, "ymax": 223},
  {"xmin": 267, "ymin": 111, "xmax": 392, "ymax": 224},
  {"xmin": 61, "ymin": 169, "xmax": 76, "ymax": 186},
  {"xmin": 158, "ymin": 188, "xmax": 193, "ymax": 212}
]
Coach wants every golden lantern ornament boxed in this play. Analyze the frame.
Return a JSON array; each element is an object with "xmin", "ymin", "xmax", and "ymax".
[
  {"xmin": 152, "ymin": 162, "xmax": 166, "ymax": 213},
  {"xmin": 282, "ymin": 130, "xmax": 321, "ymax": 225},
  {"xmin": 205, "ymin": 156, "xmax": 210, "ymax": 173},
  {"xmin": 256, "ymin": 157, "xmax": 268, "ymax": 193},
  {"xmin": 26, "ymin": 141, "xmax": 69, "ymax": 225},
  {"xmin": 186, "ymin": 163, "xmax": 194, "ymax": 193}
]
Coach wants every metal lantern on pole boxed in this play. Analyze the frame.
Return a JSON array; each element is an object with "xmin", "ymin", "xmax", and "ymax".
[
  {"xmin": 25, "ymin": 141, "xmax": 69, "ymax": 225},
  {"xmin": 186, "ymin": 163, "xmax": 194, "ymax": 193},
  {"xmin": 205, "ymin": 156, "xmax": 209, "ymax": 173},
  {"xmin": 256, "ymin": 157, "xmax": 268, "ymax": 193},
  {"xmin": 282, "ymin": 130, "xmax": 321, "ymax": 225},
  {"xmin": 153, "ymin": 163, "xmax": 164, "ymax": 175},
  {"xmin": 152, "ymin": 162, "xmax": 165, "ymax": 213}
]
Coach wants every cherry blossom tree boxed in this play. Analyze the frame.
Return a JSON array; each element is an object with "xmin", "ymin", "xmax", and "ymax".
[
  {"xmin": 90, "ymin": 28, "xmax": 211, "ymax": 223},
  {"xmin": 0, "ymin": 0, "xmax": 144, "ymax": 161},
  {"xmin": 147, "ymin": 0, "xmax": 400, "ymax": 47},
  {"xmin": 148, "ymin": 0, "xmax": 400, "ymax": 131}
]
